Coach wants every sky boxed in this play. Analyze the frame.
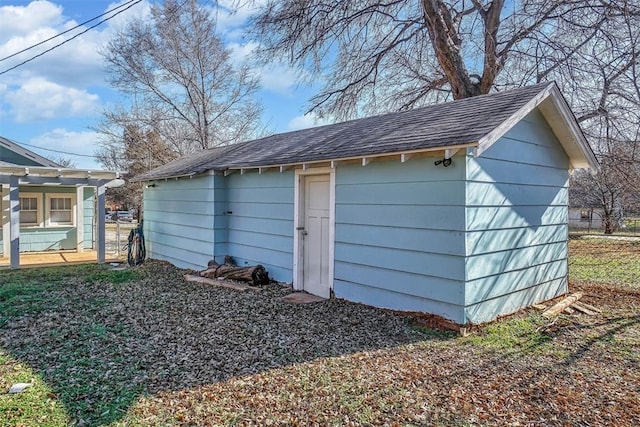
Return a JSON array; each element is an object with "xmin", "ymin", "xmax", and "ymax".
[{"xmin": 0, "ymin": 0, "xmax": 324, "ymax": 170}]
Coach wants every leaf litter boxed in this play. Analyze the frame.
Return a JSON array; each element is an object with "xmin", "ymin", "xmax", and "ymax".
[{"xmin": 0, "ymin": 256, "xmax": 638, "ymax": 426}]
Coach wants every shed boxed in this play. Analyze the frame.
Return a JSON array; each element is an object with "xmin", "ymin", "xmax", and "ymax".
[
  {"xmin": 0, "ymin": 136, "xmax": 120, "ymax": 268},
  {"xmin": 133, "ymin": 83, "xmax": 597, "ymax": 324}
]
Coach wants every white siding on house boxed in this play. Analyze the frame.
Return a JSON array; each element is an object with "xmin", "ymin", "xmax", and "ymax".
[
  {"xmin": 464, "ymin": 109, "xmax": 571, "ymax": 323},
  {"xmin": 143, "ymin": 175, "xmax": 216, "ymax": 270},
  {"xmin": 333, "ymin": 158, "xmax": 468, "ymax": 324}
]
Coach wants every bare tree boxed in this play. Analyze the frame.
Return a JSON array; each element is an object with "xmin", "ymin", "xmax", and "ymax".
[
  {"xmin": 96, "ymin": 124, "xmax": 177, "ymax": 211},
  {"xmin": 248, "ymin": 0, "xmax": 640, "ymax": 122},
  {"xmin": 571, "ymin": 116, "xmax": 640, "ymax": 234},
  {"xmin": 249, "ymin": 0, "xmax": 640, "ymax": 234},
  {"xmin": 98, "ymin": 0, "xmax": 263, "ymax": 166},
  {"xmin": 54, "ymin": 156, "xmax": 77, "ymax": 168}
]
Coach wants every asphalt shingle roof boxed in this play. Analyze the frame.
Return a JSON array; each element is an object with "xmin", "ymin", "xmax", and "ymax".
[{"xmin": 134, "ymin": 83, "xmax": 554, "ymax": 181}]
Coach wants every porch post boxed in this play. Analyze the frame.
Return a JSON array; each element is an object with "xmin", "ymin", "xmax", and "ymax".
[
  {"xmin": 96, "ymin": 181, "xmax": 106, "ymax": 263},
  {"xmin": 9, "ymin": 176, "xmax": 20, "ymax": 269},
  {"xmin": 76, "ymin": 186, "xmax": 84, "ymax": 253},
  {"xmin": 1, "ymin": 184, "xmax": 10, "ymax": 258}
]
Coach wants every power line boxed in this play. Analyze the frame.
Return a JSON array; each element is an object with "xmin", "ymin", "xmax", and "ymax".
[
  {"xmin": 0, "ymin": 0, "xmax": 140, "ymax": 63},
  {"xmin": 0, "ymin": 0, "xmax": 143, "ymax": 76},
  {"xmin": 15, "ymin": 139, "xmax": 125, "ymax": 161},
  {"xmin": 14, "ymin": 140, "xmax": 100, "ymax": 158}
]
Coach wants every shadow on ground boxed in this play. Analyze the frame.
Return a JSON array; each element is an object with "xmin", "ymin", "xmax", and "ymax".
[{"xmin": 0, "ymin": 261, "xmax": 434, "ymax": 425}]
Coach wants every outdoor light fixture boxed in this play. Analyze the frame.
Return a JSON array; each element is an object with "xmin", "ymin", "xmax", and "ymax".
[{"xmin": 434, "ymin": 157, "xmax": 452, "ymax": 167}]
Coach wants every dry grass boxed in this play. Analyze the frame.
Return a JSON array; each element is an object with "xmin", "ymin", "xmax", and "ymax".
[{"xmin": 1, "ymin": 239, "xmax": 639, "ymax": 426}]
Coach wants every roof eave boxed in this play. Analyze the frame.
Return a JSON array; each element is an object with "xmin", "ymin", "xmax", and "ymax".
[
  {"xmin": 131, "ymin": 172, "xmax": 200, "ymax": 183},
  {"xmin": 539, "ymin": 85, "xmax": 599, "ymax": 170},
  {"xmin": 137, "ymin": 143, "xmax": 479, "ymax": 182},
  {"xmin": 476, "ymin": 83, "xmax": 598, "ymax": 170},
  {"xmin": 0, "ymin": 136, "xmax": 63, "ymax": 168}
]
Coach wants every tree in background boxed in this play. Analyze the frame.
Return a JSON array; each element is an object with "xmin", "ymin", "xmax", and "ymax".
[
  {"xmin": 249, "ymin": 0, "xmax": 640, "ymax": 122},
  {"xmin": 97, "ymin": 0, "xmax": 263, "ymax": 205},
  {"xmin": 53, "ymin": 156, "xmax": 77, "ymax": 168},
  {"xmin": 97, "ymin": 125, "xmax": 175, "ymax": 211},
  {"xmin": 571, "ymin": 117, "xmax": 640, "ymax": 234},
  {"xmin": 249, "ymin": 0, "xmax": 640, "ymax": 232}
]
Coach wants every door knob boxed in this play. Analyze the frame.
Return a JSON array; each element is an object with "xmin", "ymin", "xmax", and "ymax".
[{"xmin": 302, "ymin": 230, "xmax": 308, "ymax": 236}]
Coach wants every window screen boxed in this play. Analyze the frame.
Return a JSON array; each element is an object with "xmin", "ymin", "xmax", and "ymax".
[
  {"xmin": 19, "ymin": 197, "xmax": 38, "ymax": 224},
  {"xmin": 50, "ymin": 197, "xmax": 72, "ymax": 224}
]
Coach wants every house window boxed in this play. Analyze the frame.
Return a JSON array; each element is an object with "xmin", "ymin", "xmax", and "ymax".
[
  {"xmin": 19, "ymin": 197, "xmax": 39, "ymax": 225},
  {"xmin": 46, "ymin": 195, "xmax": 74, "ymax": 226},
  {"xmin": 580, "ymin": 209, "xmax": 592, "ymax": 220}
]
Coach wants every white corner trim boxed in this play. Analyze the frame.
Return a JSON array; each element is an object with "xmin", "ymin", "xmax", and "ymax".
[
  {"xmin": 445, "ymin": 148, "xmax": 460, "ymax": 159},
  {"xmin": 543, "ymin": 86, "xmax": 598, "ymax": 170},
  {"xmin": 1, "ymin": 185, "xmax": 9, "ymax": 256},
  {"xmin": 76, "ymin": 187, "xmax": 84, "ymax": 252}
]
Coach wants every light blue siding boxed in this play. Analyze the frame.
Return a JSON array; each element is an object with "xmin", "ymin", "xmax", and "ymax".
[
  {"xmin": 143, "ymin": 175, "xmax": 216, "ymax": 270},
  {"xmin": 225, "ymin": 171, "xmax": 295, "ymax": 281},
  {"xmin": 18, "ymin": 187, "xmax": 79, "ymax": 252},
  {"xmin": 464, "ymin": 109, "xmax": 571, "ymax": 323},
  {"xmin": 334, "ymin": 279, "xmax": 464, "ymax": 324},
  {"xmin": 1, "ymin": 185, "xmax": 94, "ymax": 254},
  {"xmin": 140, "ymin": 107, "xmax": 575, "ymax": 325},
  {"xmin": 19, "ymin": 227, "xmax": 77, "ymax": 251},
  {"xmin": 333, "ymin": 158, "xmax": 467, "ymax": 323},
  {"xmin": 212, "ymin": 177, "xmax": 228, "ymax": 262}
]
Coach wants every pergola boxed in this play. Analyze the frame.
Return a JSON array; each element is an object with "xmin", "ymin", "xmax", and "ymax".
[{"xmin": 0, "ymin": 165, "xmax": 121, "ymax": 269}]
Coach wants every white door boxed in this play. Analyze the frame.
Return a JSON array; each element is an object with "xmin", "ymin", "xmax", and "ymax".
[{"xmin": 302, "ymin": 174, "xmax": 331, "ymax": 298}]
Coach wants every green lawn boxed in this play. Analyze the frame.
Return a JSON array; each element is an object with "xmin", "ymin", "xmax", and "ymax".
[
  {"xmin": 569, "ymin": 236, "xmax": 640, "ymax": 288},
  {"xmin": 1, "ymin": 239, "xmax": 639, "ymax": 426}
]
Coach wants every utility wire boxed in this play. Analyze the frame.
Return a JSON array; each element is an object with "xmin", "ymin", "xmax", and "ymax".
[
  {"xmin": 0, "ymin": 0, "xmax": 140, "ymax": 63},
  {"xmin": 16, "ymin": 140, "xmax": 126, "ymax": 160},
  {"xmin": 0, "ymin": 0, "xmax": 143, "ymax": 76}
]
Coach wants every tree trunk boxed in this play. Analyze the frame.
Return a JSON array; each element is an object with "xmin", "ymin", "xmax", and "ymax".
[{"xmin": 201, "ymin": 256, "xmax": 270, "ymax": 286}]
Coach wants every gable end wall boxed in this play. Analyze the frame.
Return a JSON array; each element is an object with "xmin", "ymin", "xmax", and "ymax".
[{"xmin": 464, "ymin": 108, "xmax": 570, "ymax": 324}]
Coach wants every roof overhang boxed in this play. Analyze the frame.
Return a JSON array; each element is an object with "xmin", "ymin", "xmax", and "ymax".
[
  {"xmin": 136, "ymin": 143, "xmax": 478, "ymax": 182},
  {"xmin": 476, "ymin": 83, "xmax": 598, "ymax": 170},
  {"xmin": 0, "ymin": 165, "xmax": 120, "ymax": 186}
]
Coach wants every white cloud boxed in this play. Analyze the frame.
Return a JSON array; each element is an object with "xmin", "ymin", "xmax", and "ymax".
[
  {"xmin": 229, "ymin": 41, "xmax": 301, "ymax": 96},
  {"xmin": 228, "ymin": 40, "xmax": 258, "ymax": 62},
  {"xmin": 259, "ymin": 65, "xmax": 301, "ymax": 96},
  {"xmin": 29, "ymin": 128, "xmax": 103, "ymax": 169},
  {"xmin": 0, "ymin": 1, "xmax": 150, "ymax": 88},
  {"xmin": 0, "ymin": 1, "xmax": 64, "ymax": 36},
  {"xmin": 214, "ymin": 0, "xmax": 267, "ymax": 36},
  {"xmin": 5, "ymin": 78, "xmax": 100, "ymax": 122},
  {"xmin": 0, "ymin": 1, "xmax": 150, "ymax": 123},
  {"xmin": 287, "ymin": 113, "xmax": 329, "ymax": 131}
]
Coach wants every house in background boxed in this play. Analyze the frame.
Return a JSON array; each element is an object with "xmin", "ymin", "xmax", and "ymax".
[
  {"xmin": 568, "ymin": 207, "xmax": 607, "ymax": 230},
  {"xmin": 0, "ymin": 136, "xmax": 120, "ymax": 268},
  {"xmin": 134, "ymin": 83, "xmax": 598, "ymax": 325}
]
